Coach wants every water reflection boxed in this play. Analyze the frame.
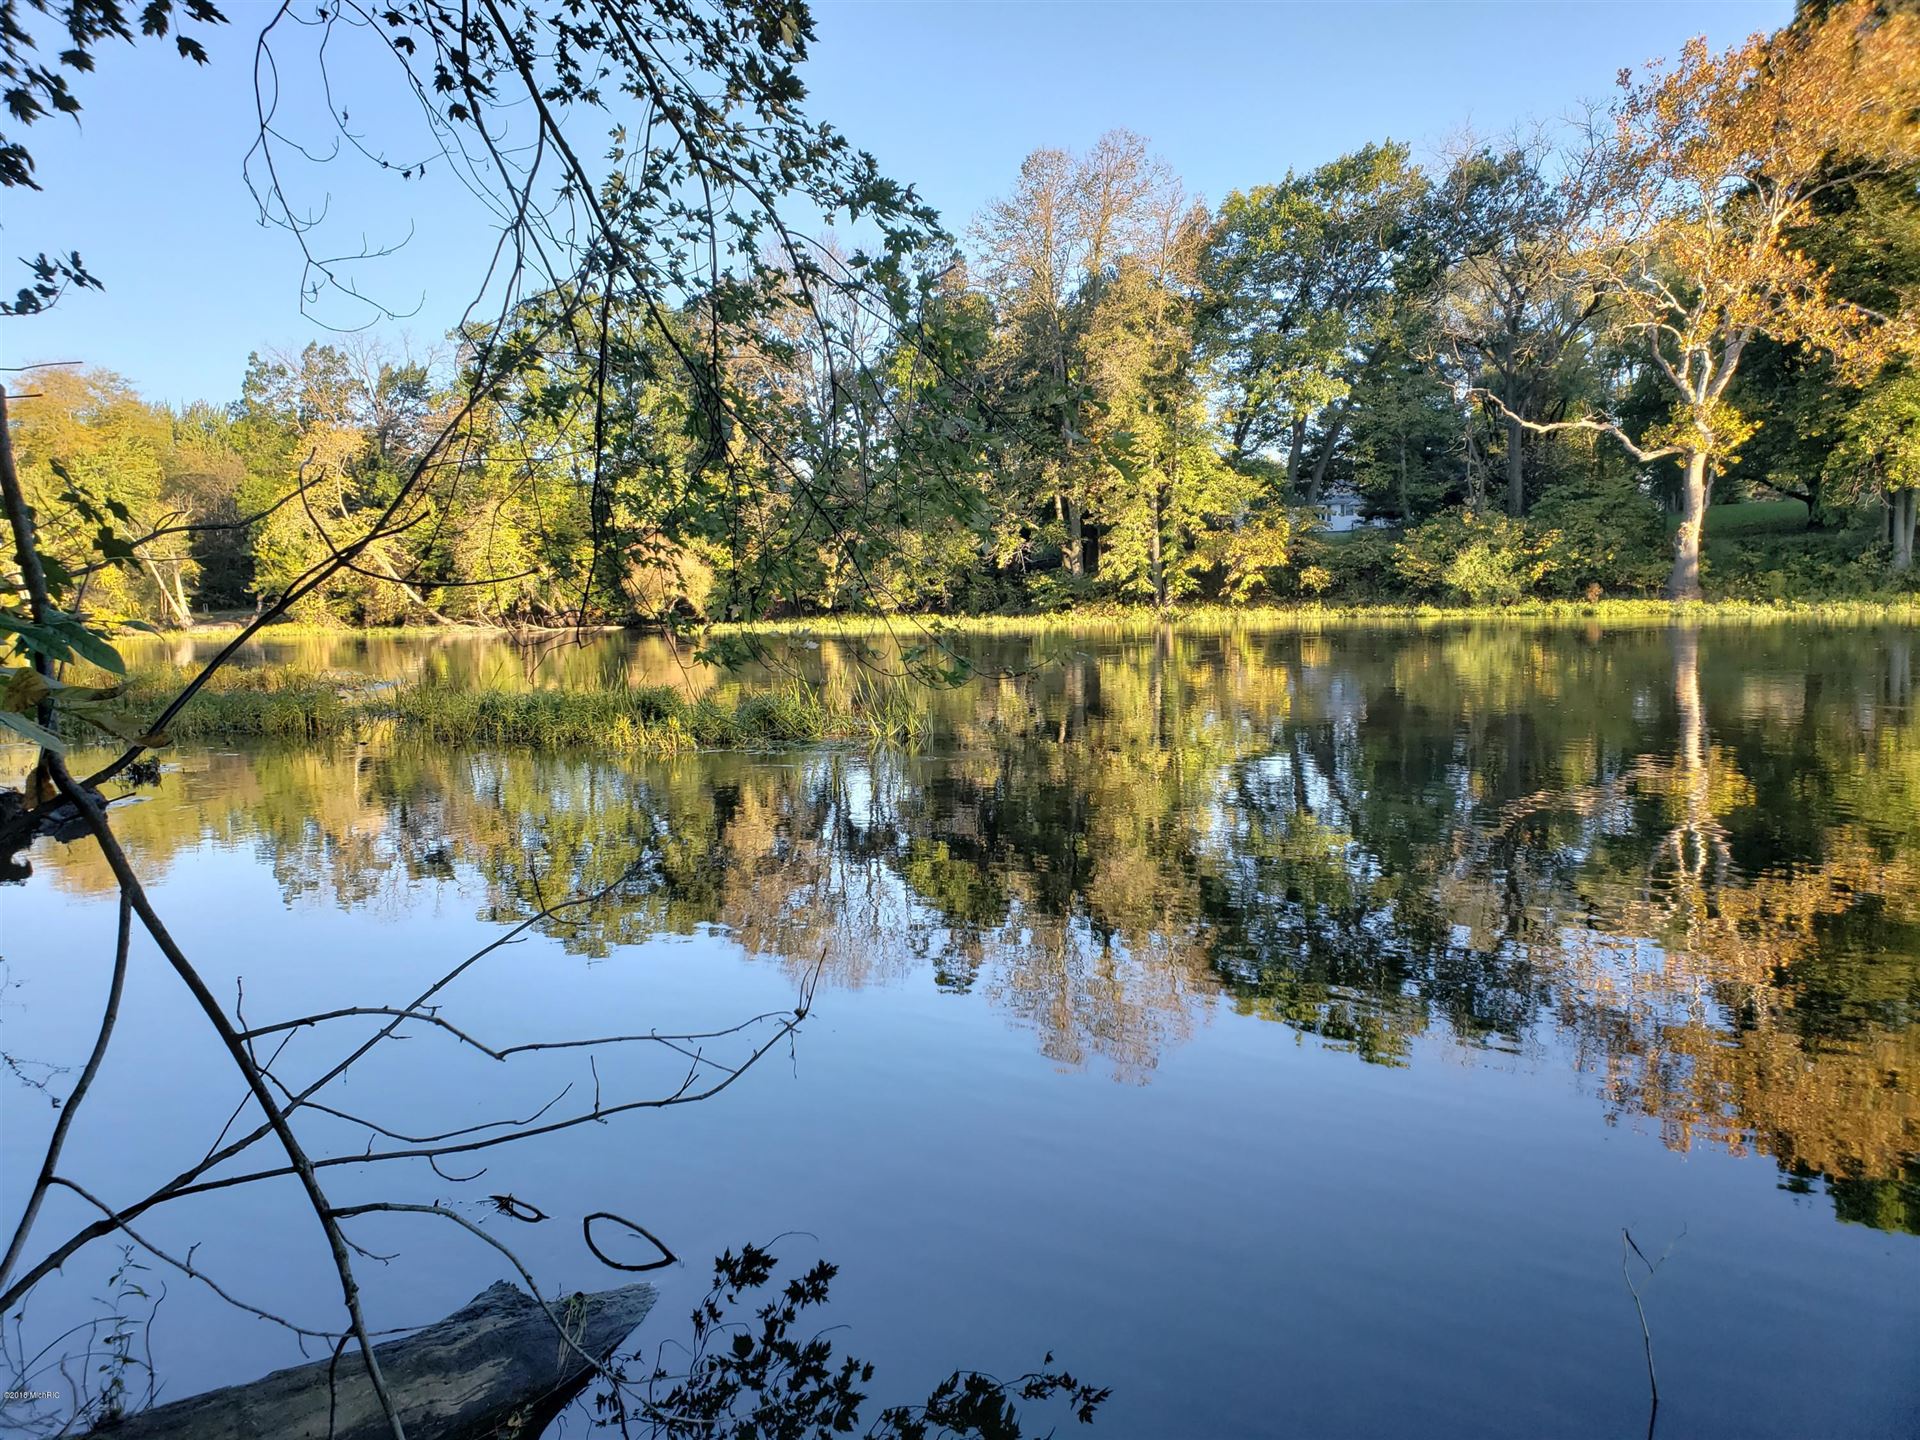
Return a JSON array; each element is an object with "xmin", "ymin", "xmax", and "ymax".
[{"xmin": 39, "ymin": 622, "xmax": 1920, "ymax": 1232}]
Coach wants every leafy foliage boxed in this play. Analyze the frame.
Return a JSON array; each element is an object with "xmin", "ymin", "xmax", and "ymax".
[
  {"xmin": 1529, "ymin": 478, "xmax": 1672, "ymax": 597},
  {"xmin": 1393, "ymin": 511, "xmax": 1552, "ymax": 605},
  {"xmin": 4, "ymin": 0, "xmax": 1919, "ymax": 731},
  {"xmin": 603, "ymin": 1244, "xmax": 1108, "ymax": 1439}
]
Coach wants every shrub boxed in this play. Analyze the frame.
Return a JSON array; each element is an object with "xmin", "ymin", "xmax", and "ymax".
[
  {"xmin": 1705, "ymin": 507, "xmax": 1910, "ymax": 600},
  {"xmin": 1305, "ymin": 528, "xmax": 1404, "ymax": 599},
  {"xmin": 1393, "ymin": 511, "xmax": 1551, "ymax": 604},
  {"xmin": 1024, "ymin": 569, "xmax": 1098, "ymax": 613},
  {"xmin": 1531, "ymin": 479, "xmax": 1672, "ymax": 597},
  {"xmin": 1219, "ymin": 508, "xmax": 1301, "ymax": 602}
]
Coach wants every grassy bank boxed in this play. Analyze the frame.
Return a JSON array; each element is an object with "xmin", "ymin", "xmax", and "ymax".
[
  {"xmin": 134, "ymin": 594, "xmax": 1920, "ymax": 664},
  {"xmin": 715, "ymin": 595, "xmax": 1920, "ymax": 641},
  {"xmin": 103, "ymin": 667, "xmax": 925, "ymax": 751},
  {"xmin": 162, "ymin": 619, "xmax": 631, "ymax": 640}
]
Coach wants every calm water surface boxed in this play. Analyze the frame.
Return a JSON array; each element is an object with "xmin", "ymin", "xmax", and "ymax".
[{"xmin": 3, "ymin": 621, "xmax": 1917, "ymax": 1438}]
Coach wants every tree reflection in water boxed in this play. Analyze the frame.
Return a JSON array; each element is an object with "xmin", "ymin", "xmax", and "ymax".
[{"xmin": 45, "ymin": 622, "xmax": 1920, "ymax": 1232}]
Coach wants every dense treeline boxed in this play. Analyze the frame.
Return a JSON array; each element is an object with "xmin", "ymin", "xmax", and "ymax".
[{"xmin": 10, "ymin": 0, "xmax": 1919, "ymax": 628}]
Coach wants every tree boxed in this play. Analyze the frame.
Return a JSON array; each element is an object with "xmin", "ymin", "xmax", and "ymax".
[
  {"xmin": 163, "ymin": 403, "xmax": 255, "ymax": 610},
  {"xmin": 1200, "ymin": 143, "xmax": 1429, "ymax": 504},
  {"xmin": 5, "ymin": 368, "xmax": 194, "ymax": 625},
  {"xmin": 1830, "ymin": 369, "xmax": 1920, "ymax": 569},
  {"xmin": 1078, "ymin": 182, "xmax": 1240, "ymax": 605},
  {"xmin": 1728, "ymin": 162, "xmax": 1920, "ymax": 534},
  {"xmin": 1344, "ymin": 315, "xmax": 1465, "ymax": 525},
  {"xmin": 974, "ymin": 131, "xmax": 1180, "ymax": 579},
  {"xmin": 1505, "ymin": 2, "xmax": 1920, "ymax": 598},
  {"xmin": 1, "ymin": 4, "xmax": 977, "ymax": 1432},
  {"xmin": 1434, "ymin": 141, "xmax": 1604, "ymax": 517}
]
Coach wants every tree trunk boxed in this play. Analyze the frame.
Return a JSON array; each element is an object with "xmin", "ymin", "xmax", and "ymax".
[
  {"xmin": 138, "ymin": 554, "xmax": 191, "ymax": 629},
  {"xmin": 1304, "ymin": 404, "xmax": 1350, "ymax": 508},
  {"xmin": 1396, "ymin": 432, "xmax": 1409, "ymax": 523},
  {"xmin": 1149, "ymin": 482, "xmax": 1166, "ymax": 606},
  {"xmin": 1052, "ymin": 492, "xmax": 1079, "ymax": 577},
  {"xmin": 1463, "ymin": 421, "xmax": 1486, "ymax": 513},
  {"xmin": 1893, "ymin": 488, "xmax": 1916, "ymax": 572},
  {"xmin": 1284, "ymin": 414, "xmax": 1308, "ymax": 494},
  {"xmin": 1667, "ymin": 449, "xmax": 1711, "ymax": 601},
  {"xmin": 102, "ymin": 1280, "xmax": 656, "ymax": 1440},
  {"xmin": 1802, "ymin": 469, "xmax": 1832, "ymax": 529},
  {"xmin": 1064, "ymin": 496, "xmax": 1085, "ymax": 577},
  {"xmin": 168, "ymin": 559, "xmax": 192, "ymax": 626},
  {"xmin": 1505, "ymin": 414, "xmax": 1526, "ymax": 518}
]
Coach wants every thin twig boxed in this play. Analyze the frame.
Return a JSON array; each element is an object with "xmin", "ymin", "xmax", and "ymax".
[{"xmin": 0, "ymin": 894, "xmax": 131, "ymax": 1294}]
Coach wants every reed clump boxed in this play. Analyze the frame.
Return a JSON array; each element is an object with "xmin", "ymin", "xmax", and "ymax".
[{"xmin": 104, "ymin": 667, "xmax": 916, "ymax": 753}]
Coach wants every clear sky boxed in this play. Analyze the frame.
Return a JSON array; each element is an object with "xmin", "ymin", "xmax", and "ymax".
[{"xmin": 3, "ymin": 0, "xmax": 1789, "ymax": 406}]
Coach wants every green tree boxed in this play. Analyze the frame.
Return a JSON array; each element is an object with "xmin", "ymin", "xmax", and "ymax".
[
  {"xmin": 1434, "ymin": 142, "xmax": 1604, "ymax": 517},
  {"xmin": 974, "ymin": 131, "xmax": 1178, "ymax": 580},
  {"xmin": 1829, "ymin": 369, "xmax": 1920, "ymax": 569},
  {"xmin": 1200, "ymin": 143, "xmax": 1429, "ymax": 504}
]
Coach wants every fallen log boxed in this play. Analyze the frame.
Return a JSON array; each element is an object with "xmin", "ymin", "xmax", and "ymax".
[{"xmin": 97, "ymin": 1279, "xmax": 656, "ymax": 1440}]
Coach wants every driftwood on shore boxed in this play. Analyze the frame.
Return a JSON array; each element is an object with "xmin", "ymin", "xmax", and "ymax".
[{"xmin": 97, "ymin": 1279, "xmax": 656, "ymax": 1440}]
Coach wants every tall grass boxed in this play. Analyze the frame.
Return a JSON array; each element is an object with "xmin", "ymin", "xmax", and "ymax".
[
  {"xmin": 103, "ymin": 667, "xmax": 918, "ymax": 753},
  {"xmin": 829, "ymin": 672, "xmax": 927, "ymax": 746}
]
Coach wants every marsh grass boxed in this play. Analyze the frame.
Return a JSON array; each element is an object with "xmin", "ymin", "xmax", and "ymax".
[
  {"xmin": 104, "ymin": 667, "xmax": 912, "ymax": 753},
  {"xmin": 124, "ymin": 666, "xmax": 358, "ymax": 740},
  {"xmin": 81, "ymin": 594, "xmax": 1917, "ymax": 754},
  {"xmin": 828, "ymin": 672, "xmax": 927, "ymax": 746}
]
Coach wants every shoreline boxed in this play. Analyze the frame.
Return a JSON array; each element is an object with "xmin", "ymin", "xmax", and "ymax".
[{"xmin": 136, "ymin": 596, "xmax": 1920, "ymax": 646}]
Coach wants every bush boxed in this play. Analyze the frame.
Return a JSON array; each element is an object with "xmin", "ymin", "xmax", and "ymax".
[
  {"xmin": 1024, "ymin": 569, "xmax": 1099, "ymax": 612},
  {"xmin": 1393, "ymin": 511, "xmax": 1552, "ymax": 604},
  {"xmin": 1705, "ymin": 506, "xmax": 1912, "ymax": 601},
  {"xmin": 1304, "ymin": 528, "xmax": 1404, "ymax": 599},
  {"xmin": 1219, "ymin": 508, "xmax": 1300, "ymax": 601},
  {"xmin": 1531, "ymin": 479, "xmax": 1672, "ymax": 597}
]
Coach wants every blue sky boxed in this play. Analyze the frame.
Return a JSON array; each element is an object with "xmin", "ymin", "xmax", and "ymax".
[{"xmin": 4, "ymin": 0, "xmax": 1787, "ymax": 406}]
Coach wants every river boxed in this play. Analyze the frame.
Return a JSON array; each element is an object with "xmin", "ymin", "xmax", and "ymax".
[{"xmin": 3, "ymin": 619, "xmax": 1916, "ymax": 1437}]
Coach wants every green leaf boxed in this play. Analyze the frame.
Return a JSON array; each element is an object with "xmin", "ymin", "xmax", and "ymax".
[
  {"xmin": 0, "ymin": 709, "xmax": 66, "ymax": 752},
  {"xmin": 0, "ymin": 613, "xmax": 77, "ymax": 665},
  {"xmin": 48, "ymin": 614, "xmax": 126, "ymax": 675},
  {"xmin": 64, "ymin": 702, "xmax": 155, "ymax": 744}
]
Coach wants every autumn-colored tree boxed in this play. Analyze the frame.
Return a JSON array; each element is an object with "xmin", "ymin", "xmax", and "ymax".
[
  {"xmin": 1509, "ymin": 2, "xmax": 1920, "ymax": 598},
  {"xmin": 5, "ymin": 368, "xmax": 193, "ymax": 626}
]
